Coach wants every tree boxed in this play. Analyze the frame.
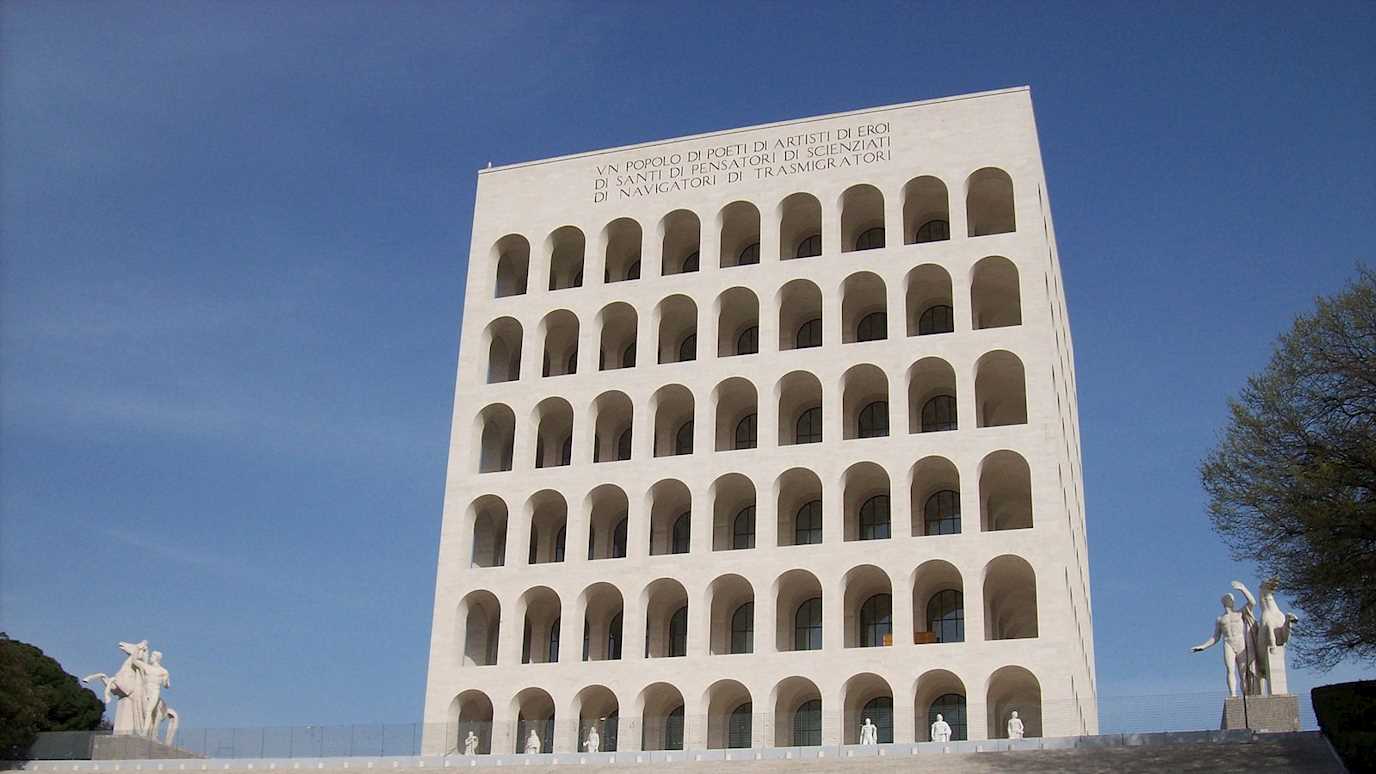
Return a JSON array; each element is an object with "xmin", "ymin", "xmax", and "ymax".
[
  {"xmin": 1200, "ymin": 267, "xmax": 1376, "ymax": 669},
  {"xmin": 0, "ymin": 633, "xmax": 106, "ymax": 758}
]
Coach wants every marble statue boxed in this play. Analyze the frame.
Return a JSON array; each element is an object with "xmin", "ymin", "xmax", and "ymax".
[
  {"xmin": 462, "ymin": 731, "xmax": 479, "ymax": 756},
  {"xmin": 1238, "ymin": 578, "xmax": 1298, "ymax": 695},
  {"xmin": 1191, "ymin": 589, "xmax": 1256, "ymax": 697},
  {"xmin": 1192, "ymin": 579, "xmax": 1298, "ymax": 696},
  {"xmin": 524, "ymin": 729, "xmax": 541, "ymax": 754},
  {"xmin": 82, "ymin": 640, "xmax": 180, "ymax": 745},
  {"xmin": 930, "ymin": 714, "xmax": 952, "ymax": 743},
  {"xmin": 1007, "ymin": 711, "xmax": 1024, "ymax": 740},
  {"xmin": 584, "ymin": 724, "xmax": 600, "ymax": 753},
  {"xmin": 859, "ymin": 717, "xmax": 878, "ymax": 745}
]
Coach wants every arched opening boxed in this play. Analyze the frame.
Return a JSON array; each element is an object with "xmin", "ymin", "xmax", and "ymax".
[
  {"xmin": 642, "ymin": 578, "xmax": 690, "ymax": 658},
  {"xmin": 648, "ymin": 478, "xmax": 692, "ymax": 556},
  {"xmin": 842, "ymin": 673, "xmax": 893, "ymax": 744},
  {"xmin": 573, "ymin": 685, "xmax": 620, "ymax": 753},
  {"xmin": 974, "ymin": 350, "xmax": 1027, "ymax": 427},
  {"xmin": 531, "ymin": 398, "xmax": 573, "ymax": 469},
  {"xmin": 715, "ymin": 287, "xmax": 760, "ymax": 357},
  {"xmin": 597, "ymin": 302, "xmax": 638, "ymax": 371},
  {"xmin": 778, "ymin": 192, "xmax": 823, "ymax": 260},
  {"xmin": 707, "ymin": 574, "xmax": 755, "ymax": 655},
  {"xmin": 771, "ymin": 677, "xmax": 822, "ymax": 747},
  {"xmin": 661, "ymin": 209, "xmax": 701, "ymax": 276},
  {"xmin": 777, "ymin": 279, "xmax": 823, "ymax": 350},
  {"xmin": 448, "ymin": 690, "xmax": 494, "ymax": 755},
  {"xmin": 912, "ymin": 560, "xmax": 964, "ymax": 645},
  {"xmin": 547, "ymin": 225, "xmax": 585, "ymax": 291},
  {"xmin": 468, "ymin": 495, "xmax": 508, "ymax": 568},
  {"xmin": 513, "ymin": 687, "xmax": 555, "ymax": 754},
  {"xmin": 908, "ymin": 357, "xmax": 958, "ymax": 433},
  {"xmin": 602, "ymin": 217, "xmax": 642, "ymax": 284},
  {"xmin": 777, "ymin": 371, "xmax": 823, "ymax": 446},
  {"xmin": 774, "ymin": 569, "xmax": 822, "ymax": 651},
  {"xmin": 586, "ymin": 484, "xmax": 629, "ymax": 561},
  {"xmin": 842, "ymin": 461, "xmax": 890, "ymax": 542},
  {"xmin": 979, "ymin": 450, "xmax": 1033, "ymax": 531},
  {"xmin": 775, "ymin": 468, "xmax": 822, "ymax": 547},
  {"xmin": 712, "ymin": 378, "xmax": 758, "ymax": 452},
  {"xmin": 841, "ymin": 364, "xmax": 889, "ymax": 440},
  {"xmin": 719, "ymin": 201, "xmax": 761, "ymax": 268},
  {"xmin": 906, "ymin": 264, "xmax": 955, "ymax": 336},
  {"xmin": 457, "ymin": 590, "xmax": 499, "ymax": 667},
  {"xmin": 526, "ymin": 490, "xmax": 567, "ymax": 565},
  {"xmin": 903, "ymin": 176, "xmax": 950, "ymax": 245},
  {"xmin": 914, "ymin": 670, "xmax": 967, "ymax": 742},
  {"xmin": 841, "ymin": 272, "xmax": 888, "ymax": 344},
  {"xmin": 984, "ymin": 555, "xmax": 1038, "ymax": 640},
  {"xmin": 655, "ymin": 294, "xmax": 698, "ymax": 364},
  {"xmin": 539, "ymin": 309, "xmax": 579, "ymax": 377},
  {"xmin": 578, "ymin": 582, "xmax": 624, "ymax": 661},
  {"xmin": 986, "ymin": 666, "xmax": 1042, "ymax": 739},
  {"xmin": 518, "ymin": 586, "xmax": 562, "ymax": 664},
  {"xmin": 705, "ymin": 680, "xmax": 753, "ymax": 749},
  {"xmin": 966, "ymin": 168, "xmax": 1015, "ymax": 237},
  {"xmin": 970, "ymin": 256, "xmax": 1021, "ymax": 329},
  {"xmin": 476, "ymin": 404, "xmax": 515, "ymax": 473},
  {"xmin": 493, "ymin": 234, "xmax": 529, "ymax": 298},
  {"xmin": 484, "ymin": 317, "xmax": 523, "ymax": 383},
  {"xmin": 840, "ymin": 184, "xmax": 885, "ymax": 253},
  {"xmin": 651, "ymin": 384, "xmax": 695, "ymax": 457},
  {"xmin": 592, "ymin": 391, "xmax": 633, "ymax": 463},
  {"xmin": 711, "ymin": 473, "xmax": 757, "ymax": 551},
  {"xmin": 843, "ymin": 564, "xmax": 892, "ymax": 648},
  {"xmin": 638, "ymin": 683, "xmax": 686, "ymax": 751},
  {"xmin": 910, "ymin": 456, "xmax": 961, "ymax": 537}
]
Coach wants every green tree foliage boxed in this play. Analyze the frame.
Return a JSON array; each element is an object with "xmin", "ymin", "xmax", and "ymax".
[
  {"xmin": 1201, "ymin": 267, "xmax": 1376, "ymax": 669},
  {"xmin": 0, "ymin": 633, "xmax": 105, "ymax": 758}
]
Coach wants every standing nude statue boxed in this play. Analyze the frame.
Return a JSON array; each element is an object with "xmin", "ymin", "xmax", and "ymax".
[
  {"xmin": 462, "ymin": 730, "xmax": 478, "ymax": 756},
  {"xmin": 858, "ymin": 717, "xmax": 878, "ymax": 745},
  {"xmin": 1190, "ymin": 588, "xmax": 1256, "ymax": 697}
]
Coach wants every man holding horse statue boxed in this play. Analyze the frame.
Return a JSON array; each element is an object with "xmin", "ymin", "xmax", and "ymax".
[{"xmin": 82, "ymin": 639, "xmax": 180, "ymax": 746}]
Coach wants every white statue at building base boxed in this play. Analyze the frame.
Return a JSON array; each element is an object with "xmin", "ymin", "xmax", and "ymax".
[
  {"xmin": 858, "ymin": 717, "xmax": 878, "ymax": 745},
  {"xmin": 930, "ymin": 714, "xmax": 952, "ymax": 743},
  {"xmin": 462, "ymin": 731, "xmax": 479, "ymax": 756},
  {"xmin": 1192, "ymin": 578, "xmax": 1298, "ymax": 697},
  {"xmin": 584, "ymin": 724, "xmax": 600, "ymax": 753},
  {"xmin": 1007, "ymin": 711, "xmax": 1024, "ymax": 740},
  {"xmin": 524, "ymin": 729, "xmax": 541, "ymax": 754},
  {"xmin": 82, "ymin": 640, "xmax": 180, "ymax": 746}
]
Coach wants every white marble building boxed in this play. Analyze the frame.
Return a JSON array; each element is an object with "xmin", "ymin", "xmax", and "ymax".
[{"xmin": 421, "ymin": 86, "xmax": 1097, "ymax": 756}]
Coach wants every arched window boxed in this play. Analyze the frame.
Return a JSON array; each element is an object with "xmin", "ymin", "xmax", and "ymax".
[
  {"xmin": 671, "ymin": 512, "xmax": 691, "ymax": 554},
  {"xmin": 681, "ymin": 252, "xmax": 699, "ymax": 273},
  {"xmin": 678, "ymin": 334, "xmax": 697, "ymax": 362},
  {"xmin": 616, "ymin": 428, "xmax": 633, "ymax": 461},
  {"xmin": 915, "ymin": 219, "xmax": 950, "ymax": 243},
  {"xmin": 665, "ymin": 705, "xmax": 686, "ymax": 749},
  {"xmin": 623, "ymin": 343, "xmax": 637, "ymax": 367},
  {"xmin": 668, "ymin": 606, "xmax": 688, "ymax": 657},
  {"xmin": 547, "ymin": 618, "xmax": 561, "ymax": 663},
  {"xmin": 855, "ymin": 227, "xmax": 885, "ymax": 251},
  {"xmin": 734, "ymin": 414, "xmax": 758, "ymax": 450},
  {"xmin": 921, "ymin": 395, "xmax": 957, "ymax": 433},
  {"xmin": 733, "ymin": 506, "xmax": 756, "ymax": 549},
  {"xmin": 626, "ymin": 259, "xmax": 641, "ymax": 280},
  {"xmin": 736, "ymin": 326, "xmax": 759, "ymax": 355},
  {"xmin": 858, "ymin": 495, "xmax": 890, "ymax": 540},
  {"xmin": 794, "ymin": 597, "xmax": 822, "ymax": 650},
  {"xmin": 857, "ymin": 401, "xmax": 889, "ymax": 438},
  {"xmin": 856, "ymin": 312, "xmax": 887, "ymax": 342},
  {"xmin": 737, "ymin": 243, "xmax": 760, "ymax": 265},
  {"xmin": 794, "ymin": 500, "xmax": 822, "ymax": 545},
  {"xmin": 861, "ymin": 697, "xmax": 894, "ymax": 743},
  {"xmin": 675, "ymin": 421, "xmax": 694, "ymax": 455},
  {"xmin": 926, "ymin": 589, "xmax": 964, "ymax": 643},
  {"xmin": 795, "ymin": 318, "xmax": 822, "ymax": 348},
  {"xmin": 608, "ymin": 612, "xmax": 623, "ymax": 659},
  {"xmin": 929, "ymin": 694, "xmax": 967, "ymax": 741},
  {"xmin": 796, "ymin": 407, "xmax": 823, "ymax": 444},
  {"xmin": 859, "ymin": 593, "xmax": 892, "ymax": 647},
  {"xmin": 612, "ymin": 517, "xmax": 628, "ymax": 558},
  {"xmin": 793, "ymin": 700, "xmax": 821, "ymax": 746},
  {"xmin": 730, "ymin": 602, "xmax": 753, "ymax": 653},
  {"xmin": 918, "ymin": 304, "xmax": 954, "ymax": 335},
  {"xmin": 924, "ymin": 490, "xmax": 960, "ymax": 535},
  {"xmin": 796, "ymin": 234, "xmax": 822, "ymax": 259},
  {"xmin": 728, "ymin": 702, "xmax": 752, "ymax": 747}
]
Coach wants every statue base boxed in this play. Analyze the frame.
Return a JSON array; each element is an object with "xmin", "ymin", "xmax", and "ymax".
[
  {"xmin": 92, "ymin": 736, "xmax": 202, "ymax": 760},
  {"xmin": 1220, "ymin": 694, "xmax": 1300, "ymax": 733}
]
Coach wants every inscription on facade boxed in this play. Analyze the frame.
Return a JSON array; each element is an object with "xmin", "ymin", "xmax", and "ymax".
[{"xmin": 591, "ymin": 121, "xmax": 892, "ymax": 202}]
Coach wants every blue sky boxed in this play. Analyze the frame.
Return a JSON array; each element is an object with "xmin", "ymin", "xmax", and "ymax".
[{"xmin": 2, "ymin": 1, "xmax": 1373, "ymax": 730}]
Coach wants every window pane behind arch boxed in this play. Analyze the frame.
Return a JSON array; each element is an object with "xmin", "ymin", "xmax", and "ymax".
[
  {"xmin": 862, "ymin": 697, "xmax": 894, "ymax": 743},
  {"xmin": 855, "ymin": 227, "xmax": 885, "ymax": 251},
  {"xmin": 796, "ymin": 407, "xmax": 822, "ymax": 444},
  {"xmin": 675, "ymin": 421, "xmax": 694, "ymax": 455},
  {"xmin": 921, "ymin": 395, "xmax": 957, "ymax": 432},
  {"xmin": 793, "ymin": 700, "xmax": 822, "ymax": 746},
  {"xmin": 796, "ymin": 234, "xmax": 822, "ymax": 259},
  {"xmin": 678, "ymin": 334, "xmax": 696, "ymax": 362},
  {"xmin": 859, "ymin": 593, "xmax": 892, "ymax": 647},
  {"xmin": 665, "ymin": 705, "xmax": 685, "ymax": 749},
  {"xmin": 858, "ymin": 401, "xmax": 889, "ymax": 438},
  {"xmin": 794, "ymin": 597, "xmax": 822, "ymax": 650},
  {"xmin": 926, "ymin": 589, "xmax": 965, "ymax": 643},
  {"xmin": 617, "ymin": 428, "xmax": 633, "ymax": 460},
  {"xmin": 924, "ymin": 490, "xmax": 960, "ymax": 535},
  {"xmin": 728, "ymin": 703, "xmax": 752, "ymax": 747},
  {"xmin": 737, "ymin": 243, "xmax": 760, "ymax": 265},
  {"xmin": 916, "ymin": 219, "xmax": 950, "ymax": 244},
  {"xmin": 736, "ymin": 326, "xmax": 758, "ymax": 355},
  {"xmin": 796, "ymin": 318, "xmax": 822, "ymax": 348},
  {"xmin": 613, "ymin": 516, "xmax": 628, "ymax": 558},
  {"xmin": 735, "ymin": 414, "xmax": 758, "ymax": 450},
  {"xmin": 929, "ymin": 694, "xmax": 967, "ymax": 740},
  {"xmin": 733, "ymin": 506, "xmax": 756, "ymax": 549},
  {"xmin": 794, "ymin": 500, "xmax": 822, "ymax": 545},
  {"xmin": 918, "ymin": 305, "xmax": 954, "ymax": 335},
  {"xmin": 856, "ymin": 312, "xmax": 887, "ymax": 342},
  {"xmin": 671, "ymin": 513, "xmax": 691, "ymax": 554},
  {"xmin": 730, "ymin": 602, "xmax": 753, "ymax": 653},
  {"xmin": 669, "ymin": 607, "xmax": 688, "ymax": 657},
  {"xmin": 859, "ymin": 495, "xmax": 890, "ymax": 540}
]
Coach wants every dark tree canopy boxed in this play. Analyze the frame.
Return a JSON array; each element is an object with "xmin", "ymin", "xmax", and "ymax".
[
  {"xmin": 0, "ymin": 633, "xmax": 106, "ymax": 758},
  {"xmin": 1201, "ymin": 267, "xmax": 1376, "ymax": 669}
]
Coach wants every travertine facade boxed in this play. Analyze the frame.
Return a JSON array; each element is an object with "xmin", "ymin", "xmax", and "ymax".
[{"xmin": 422, "ymin": 86, "xmax": 1096, "ymax": 756}]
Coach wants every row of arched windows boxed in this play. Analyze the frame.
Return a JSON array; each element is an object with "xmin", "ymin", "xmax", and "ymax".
[
  {"xmin": 488, "ymin": 169, "xmax": 1017, "ymax": 299},
  {"xmin": 477, "ymin": 353, "xmax": 1028, "ymax": 474},
  {"xmin": 483, "ymin": 257, "xmax": 1021, "ymax": 385}
]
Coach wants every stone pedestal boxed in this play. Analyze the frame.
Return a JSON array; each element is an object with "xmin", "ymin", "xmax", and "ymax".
[
  {"xmin": 92, "ymin": 736, "xmax": 203, "ymax": 760},
  {"xmin": 1220, "ymin": 694, "xmax": 1300, "ymax": 733}
]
